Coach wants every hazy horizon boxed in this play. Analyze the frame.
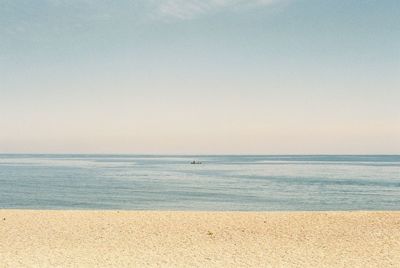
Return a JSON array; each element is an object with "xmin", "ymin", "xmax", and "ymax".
[{"xmin": 1, "ymin": 0, "xmax": 399, "ymax": 154}]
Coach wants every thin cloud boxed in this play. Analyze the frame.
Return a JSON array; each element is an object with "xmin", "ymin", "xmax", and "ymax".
[
  {"xmin": 0, "ymin": 0, "xmax": 287, "ymax": 38},
  {"xmin": 149, "ymin": 0, "xmax": 281, "ymax": 21}
]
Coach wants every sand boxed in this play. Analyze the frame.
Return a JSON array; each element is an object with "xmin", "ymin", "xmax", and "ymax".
[{"xmin": 0, "ymin": 211, "xmax": 399, "ymax": 267}]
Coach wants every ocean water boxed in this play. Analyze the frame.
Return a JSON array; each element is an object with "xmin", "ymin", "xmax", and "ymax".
[{"xmin": 0, "ymin": 155, "xmax": 399, "ymax": 211}]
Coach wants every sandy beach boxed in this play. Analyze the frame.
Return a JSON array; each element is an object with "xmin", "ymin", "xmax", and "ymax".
[{"xmin": 0, "ymin": 211, "xmax": 399, "ymax": 267}]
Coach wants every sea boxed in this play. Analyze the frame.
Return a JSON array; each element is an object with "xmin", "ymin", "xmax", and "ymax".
[{"xmin": 0, "ymin": 155, "xmax": 399, "ymax": 211}]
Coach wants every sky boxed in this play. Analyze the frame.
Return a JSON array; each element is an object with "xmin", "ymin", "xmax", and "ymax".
[{"xmin": 0, "ymin": 0, "xmax": 399, "ymax": 154}]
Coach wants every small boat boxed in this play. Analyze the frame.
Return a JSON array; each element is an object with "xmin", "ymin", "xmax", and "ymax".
[{"xmin": 190, "ymin": 161, "xmax": 202, "ymax": 164}]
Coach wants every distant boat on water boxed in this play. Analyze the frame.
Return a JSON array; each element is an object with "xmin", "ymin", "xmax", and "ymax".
[{"xmin": 190, "ymin": 161, "xmax": 202, "ymax": 164}]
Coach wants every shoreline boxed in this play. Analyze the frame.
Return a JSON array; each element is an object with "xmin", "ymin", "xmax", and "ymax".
[{"xmin": 1, "ymin": 210, "xmax": 399, "ymax": 267}]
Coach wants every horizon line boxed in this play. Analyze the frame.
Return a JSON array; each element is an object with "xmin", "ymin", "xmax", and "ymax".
[{"xmin": 1, "ymin": 153, "xmax": 399, "ymax": 156}]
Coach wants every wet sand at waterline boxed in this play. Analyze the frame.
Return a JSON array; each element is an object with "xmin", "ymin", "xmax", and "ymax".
[{"xmin": 0, "ymin": 211, "xmax": 399, "ymax": 267}]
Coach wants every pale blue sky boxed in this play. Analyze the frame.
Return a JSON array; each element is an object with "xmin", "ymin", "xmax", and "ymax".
[{"xmin": 1, "ymin": 0, "xmax": 399, "ymax": 154}]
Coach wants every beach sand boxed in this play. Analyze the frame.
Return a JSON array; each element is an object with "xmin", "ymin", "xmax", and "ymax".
[{"xmin": 0, "ymin": 211, "xmax": 399, "ymax": 267}]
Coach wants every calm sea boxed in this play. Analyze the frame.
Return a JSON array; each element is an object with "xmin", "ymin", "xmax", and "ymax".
[{"xmin": 0, "ymin": 155, "xmax": 399, "ymax": 211}]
